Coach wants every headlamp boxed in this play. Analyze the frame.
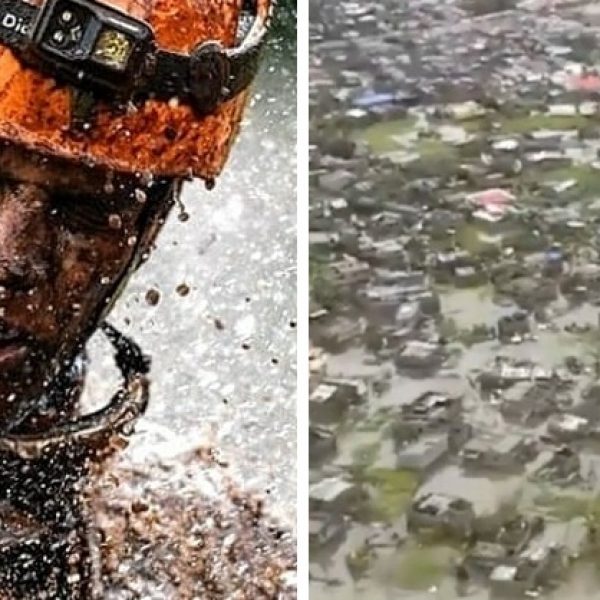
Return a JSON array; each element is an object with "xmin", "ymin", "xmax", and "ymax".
[
  {"xmin": 0, "ymin": 0, "xmax": 271, "ymax": 126},
  {"xmin": 32, "ymin": 0, "xmax": 153, "ymax": 97}
]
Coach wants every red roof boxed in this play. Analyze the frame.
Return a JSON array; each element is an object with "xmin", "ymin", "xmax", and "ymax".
[{"xmin": 566, "ymin": 74, "xmax": 600, "ymax": 92}]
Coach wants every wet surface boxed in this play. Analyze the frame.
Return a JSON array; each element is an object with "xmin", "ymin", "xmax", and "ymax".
[
  {"xmin": 81, "ymin": 45, "xmax": 297, "ymax": 533},
  {"xmin": 93, "ymin": 450, "xmax": 296, "ymax": 599},
  {"xmin": 311, "ymin": 0, "xmax": 600, "ymax": 598}
]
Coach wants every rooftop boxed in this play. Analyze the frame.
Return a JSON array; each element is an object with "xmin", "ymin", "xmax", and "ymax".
[
  {"xmin": 490, "ymin": 564, "xmax": 518, "ymax": 582},
  {"xmin": 310, "ymin": 478, "xmax": 356, "ymax": 503},
  {"xmin": 310, "ymin": 384, "xmax": 338, "ymax": 404}
]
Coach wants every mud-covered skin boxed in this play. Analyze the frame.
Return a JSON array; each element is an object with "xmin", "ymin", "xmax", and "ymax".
[
  {"xmin": 0, "ymin": 146, "xmax": 171, "ymax": 430},
  {"xmin": 0, "ymin": 439, "xmax": 96, "ymax": 599}
]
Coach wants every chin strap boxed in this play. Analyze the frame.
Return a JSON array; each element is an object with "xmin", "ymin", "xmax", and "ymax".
[{"xmin": 0, "ymin": 322, "xmax": 150, "ymax": 461}]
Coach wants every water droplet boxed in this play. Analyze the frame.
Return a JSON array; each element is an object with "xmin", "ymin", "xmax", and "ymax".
[
  {"xmin": 176, "ymin": 283, "xmax": 190, "ymax": 297},
  {"xmin": 134, "ymin": 189, "xmax": 147, "ymax": 204},
  {"xmin": 145, "ymin": 288, "xmax": 160, "ymax": 306},
  {"xmin": 108, "ymin": 214, "xmax": 122, "ymax": 230}
]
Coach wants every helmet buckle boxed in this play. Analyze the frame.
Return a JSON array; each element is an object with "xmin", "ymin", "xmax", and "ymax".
[
  {"xmin": 68, "ymin": 87, "xmax": 98, "ymax": 132},
  {"xmin": 188, "ymin": 42, "xmax": 230, "ymax": 116}
]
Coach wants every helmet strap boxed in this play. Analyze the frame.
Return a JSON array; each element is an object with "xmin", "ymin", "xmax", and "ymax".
[{"xmin": 69, "ymin": 87, "xmax": 99, "ymax": 132}]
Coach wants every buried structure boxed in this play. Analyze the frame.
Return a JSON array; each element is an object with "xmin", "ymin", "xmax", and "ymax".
[{"xmin": 0, "ymin": 0, "xmax": 295, "ymax": 598}]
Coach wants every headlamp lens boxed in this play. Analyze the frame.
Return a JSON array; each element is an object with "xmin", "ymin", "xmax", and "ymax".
[
  {"xmin": 59, "ymin": 9, "xmax": 75, "ymax": 25},
  {"xmin": 92, "ymin": 29, "xmax": 133, "ymax": 70},
  {"xmin": 43, "ymin": 2, "xmax": 86, "ymax": 50}
]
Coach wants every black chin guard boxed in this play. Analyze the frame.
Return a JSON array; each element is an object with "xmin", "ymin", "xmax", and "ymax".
[
  {"xmin": 0, "ymin": 0, "xmax": 272, "ymax": 122},
  {"xmin": 0, "ymin": 323, "xmax": 150, "ymax": 461}
]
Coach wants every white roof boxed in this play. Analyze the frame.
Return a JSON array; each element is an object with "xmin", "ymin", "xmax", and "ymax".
[
  {"xmin": 520, "ymin": 545, "xmax": 547, "ymax": 562},
  {"xmin": 310, "ymin": 384, "xmax": 337, "ymax": 403},
  {"xmin": 310, "ymin": 477, "xmax": 354, "ymax": 502},
  {"xmin": 416, "ymin": 493, "xmax": 455, "ymax": 511},
  {"xmin": 473, "ymin": 209, "xmax": 504, "ymax": 223},
  {"xmin": 556, "ymin": 414, "xmax": 588, "ymax": 431},
  {"xmin": 330, "ymin": 198, "xmax": 348, "ymax": 210},
  {"xmin": 491, "ymin": 564, "xmax": 518, "ymax": 581}
]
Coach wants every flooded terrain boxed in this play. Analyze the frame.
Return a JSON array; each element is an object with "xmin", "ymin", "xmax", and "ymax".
[{"xmin": 310, "ymin": 0, "xmax": 600, "ymax": 598}]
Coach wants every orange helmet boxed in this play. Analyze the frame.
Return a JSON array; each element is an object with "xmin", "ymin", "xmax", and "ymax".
[{"xmin": 0, "ymin": 0, "xmax": 272, "ymax": 180}]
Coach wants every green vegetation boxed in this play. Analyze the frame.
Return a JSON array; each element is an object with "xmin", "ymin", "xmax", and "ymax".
[
  {"xmin": 539, "ymin": 165, "xmax": 600, "ymax": 199},
  {"xmin": 352, "ymin": 117, "xmax": 418, "ymax": 153},
  {"xmin": 309, "ymin": 256, "xmax": 339, "ymax": 309},
  {"xmin": 439, "ymin": 317, "xmax": 459, "ymax": 340},
  {"xmin": 463, "ymin": 0, "xmax": 516, "ymax": 16},
  {"xmin": 392, "ymin": 545, "xmax": 458, "ymax": 590},
  {"xmin": 455, "ymin": 223, "xmax": 499, "ymax": 257},
  {"xmin": 409, "ymin": 138, "xmax": 461, "ymax": 177},
  {"xmin": 463, "ymin": 113, "xmax": 593, "ymax": 135},
  {"xmin": 356, "ymin": 467, "xmax": 419, "ymax": 522},
  {"xmin": 351, "ymin": 442, "xmax": 381, "ymax": 467},
  {"xmin": 346, "ymin": 544, "xmax": 374, "ymax": 581},
  {"xmin": 459, "ymin": 324, "xmax": 492, "ymax": 347},
  {"xmin": 353, "ymin": 112, "xmax": 598, "ymax": 158},
  {"xmin": 534, "ymin": 491, "xmax": 600, "ymax": 528},
  {"xmin": 415, "ymin": 138, "xmax": 458, "ymax": 159},
  {"xmin": 439, "ymin": 317, "xmax": 492, "ymax": 346}
]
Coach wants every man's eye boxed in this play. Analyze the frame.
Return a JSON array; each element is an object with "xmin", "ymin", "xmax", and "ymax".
[{"xmin": 52, "ymin": 194, "xmax": 112, "ymax": 232}]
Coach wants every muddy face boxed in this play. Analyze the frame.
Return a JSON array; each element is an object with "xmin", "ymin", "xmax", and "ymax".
[{"xmin": 0, "ymin": 146, "xmax": 174, "ymax": 429}]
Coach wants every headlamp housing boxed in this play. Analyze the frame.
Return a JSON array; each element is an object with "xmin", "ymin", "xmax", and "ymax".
[
  {"xmin": 0, "ymin": 0, "xmax": 273, "ymax": 177},
  {"xmin": 31, "ymin": 0, "xmax": 153, "ymax": 99},
  {"xmin": 0, "ymin": 0, "xmax": 271, "ymax": 124}
]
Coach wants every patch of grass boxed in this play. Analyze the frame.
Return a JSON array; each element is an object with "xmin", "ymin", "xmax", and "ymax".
[
  {"xmin": 351, "ymin": 442, "xmax": 381, "ymax": 467},
  {"xmin": 415, "ymin": 138, "xmax": 458, "ymax": 160},
  {"xmin": 455, "ymin": 223, "xmax": 499, "ymax": 256},
  {"xmin": 352, "ymin": 117, "xmax": 418, "ymax": 153},
  {"xmin": 403, "ymin": 138, "xmax": 462, "ymax": 178},
  {"xmin": 517, "ymin": 164, "xmax": 600, "ymax": 201},
  {"xmin": 439, "ymin": 317, "xmax": 459, "ymax": 340},
  {"xmin": 463, "ymin": 114, "xmax": 592, "ymax": 135},
  {"xmin": 346, "ymin": 545, "xmax": 373, "ymax": 581},
  {"xmin": 393, "ymin": 546, "xmax": 458, "ymax": 590},
  {"xmin": 356, "ymin": 113, "xmax": 595, "ymax": 155},
  {"xmin": 309, "ymin": 257, "xmax": 339, "ymax": 309},
  {"xmin": 458, "ymin": 324, "xmax": 493, "ymax": 347},
  {"xmin": 534, "ymin": 491, "xmax": 600, "ymax": 526},
  {"xmin": 541, "ymin": 166, "xmax": 600, "ymax": 198},
  {"xmin": 357, "ymin": 468, "xmax": 419, "ymax": 522}
]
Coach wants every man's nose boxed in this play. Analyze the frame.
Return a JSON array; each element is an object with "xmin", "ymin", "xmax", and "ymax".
[{"xmin": 0, "ymin": 184, "xmax": 54, "ymax": 291}]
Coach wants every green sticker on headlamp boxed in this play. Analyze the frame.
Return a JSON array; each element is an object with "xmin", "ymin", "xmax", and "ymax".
[{"xmin": 92, "ymin": 29, "xmax": 133, "ymax": 70}]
